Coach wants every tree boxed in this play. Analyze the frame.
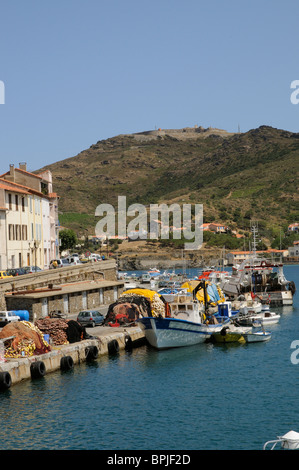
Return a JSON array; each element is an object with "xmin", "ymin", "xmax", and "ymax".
[{"xmin": 59, "ymin": 229, "xmax": 77, "ymax": 251}]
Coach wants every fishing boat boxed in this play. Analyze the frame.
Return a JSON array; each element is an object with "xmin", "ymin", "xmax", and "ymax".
[
  {"xmin": 147, "ymin": 268, "xmax": 161, "ymax": 277},
  {"xmin": 137, "ymin": 281, "xmax": 230, "ymax": 350},
  {"xmin": 243, "ymin": 330, "xmax": 272, "ymax": 343},
  {"xmin": 235, "ymin": 308, "xmax": 280, "ymax": 327},
  {"xmin": 222, "ymin": 256, "xmax": 295, "ymax": 306},
  {"xmin": 222, "ymin": 224, "xmax": 295, "ymax": 306},
  {"xmin": 263, "ymin": 430, "xmax": 299, "ymax": 450}
]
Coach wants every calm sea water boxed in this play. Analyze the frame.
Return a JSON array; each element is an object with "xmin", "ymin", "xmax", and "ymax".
[{"xmin": 0, "ymin": 265, "xmax": 298, "ymax": 451}]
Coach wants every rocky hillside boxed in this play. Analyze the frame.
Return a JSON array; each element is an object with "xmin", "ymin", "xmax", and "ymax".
[{"xmin": 38, "ymin": 125, "xmax": 299, "ymax": 237}]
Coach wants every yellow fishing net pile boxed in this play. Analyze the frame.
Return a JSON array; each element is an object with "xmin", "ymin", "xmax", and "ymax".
[{"xmin": 122, "ymin": 288, "xmax": 166, "ymax": 317}]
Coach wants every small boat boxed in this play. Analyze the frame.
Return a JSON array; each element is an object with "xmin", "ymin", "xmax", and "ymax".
[
  {"xmin": 148, "ymin": 268, "xmax": 161, "ymax": 277},
  {"xmin": 211, "ymin": 324, "xmax": 252, "ymax": 344},
  {"xmin": 236, "ymin": 309, "xmax": 280, "ymax": 327},
  {"xmin": 252, "ymin": 311, "xmax": 280, "ymax": 326},
  {"xmin": 263, "ymin": 430, "xmax": 299, "ymax": 450},
  {"xmin": 243, "ymin": 330, "xmax": 272, "ymax": 343}
]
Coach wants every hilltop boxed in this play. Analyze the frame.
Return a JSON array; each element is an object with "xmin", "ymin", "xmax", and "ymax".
[{"xmin": 38, "ymin": 125, "xmax": 299, "ymax": 240}]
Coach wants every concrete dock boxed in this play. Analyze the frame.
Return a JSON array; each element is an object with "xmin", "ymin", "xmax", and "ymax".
[
  {"xmin": 0, "ymin": 263, "xmax": 147, "ymax": 390},
  {"xmin": 0, "ymin": 325, "xmax": 146, "ymax": 389}
]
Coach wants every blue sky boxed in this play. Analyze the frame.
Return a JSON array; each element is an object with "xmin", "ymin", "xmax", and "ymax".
[{"xmin": 0, "ymin": 0, "xmax": 299, "ymax": 175}]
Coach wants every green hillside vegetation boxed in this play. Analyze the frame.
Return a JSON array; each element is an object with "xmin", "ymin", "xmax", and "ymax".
[{"xmin": 39, "ymin": 125, "xmax": 299, "ymax": 247}]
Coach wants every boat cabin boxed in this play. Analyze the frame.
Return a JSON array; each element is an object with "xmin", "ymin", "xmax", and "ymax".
[{"xmin": 170, "ymin": 298, "xmax": 203, "ymax": 323}]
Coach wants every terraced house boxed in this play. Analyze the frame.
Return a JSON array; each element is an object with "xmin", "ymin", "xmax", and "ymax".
[{"xmin": 0, "ymin": 163, "xmax": 59, "ymax": 270}]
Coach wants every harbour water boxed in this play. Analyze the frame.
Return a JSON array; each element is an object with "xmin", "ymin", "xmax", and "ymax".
[{"xmin": 0, "ymin": 265, "xmax": 298, "ymax": 450}]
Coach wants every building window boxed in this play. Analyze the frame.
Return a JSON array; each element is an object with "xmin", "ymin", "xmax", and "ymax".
[
  {"xmin": 15, "ymin": 195, "xmax": 18, "ymax": 211},
  {"xmin": 22, "ymin": 225, "xmax": 28, "ymax": 241},
  {"xmin": 21, "ymin": 197, "xmax": 25, "ymax": 212},
  {"xmin": 8, "ymin": 194, "xmax": 12, "ymax": 210},
  {"xmin": 8, "ymin": 224, "xmax": 14, "ymax": 240}
]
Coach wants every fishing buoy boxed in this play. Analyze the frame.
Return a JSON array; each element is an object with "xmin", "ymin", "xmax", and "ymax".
[
  {"xmin": 0, "ymin": 371, "xmax": 12, "ymax": 391},
  {"xmin": 60, "ymin": 356, "xmax": 74, "ymax": 371},
  {"xmin": 108, "ymin": 339, "xmax": 119, "ymax": 355},
  {"xmin": 30, "ymin": 361, "xmax": 46, "ymax": 379},
  {"xmin": 85, "ymin": 345, "xmax": 98, "ymax": 361}
]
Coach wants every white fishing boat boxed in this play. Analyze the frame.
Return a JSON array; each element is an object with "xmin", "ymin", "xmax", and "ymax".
[
  {"xmin": 252, "ymin": 311, "xmax": 280, "ymax": 326},
  {"xmin": 137, "ymin": 282, "xmax": 230, "ymax": 350},
  {"xmin": 263, "ymin": 430, "xmax": 299, "ymax": 450},
  {"xmin": 243, "ymin": 330, "xmax": 272, "ymax": 343},
  {"xmin": 236, "ymin": 308, "xmax": 280, "ymax": 327}
]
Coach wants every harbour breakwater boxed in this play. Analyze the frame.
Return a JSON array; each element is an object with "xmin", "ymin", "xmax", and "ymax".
[{"xmin": 118, "ymin": 256, "xmax": 221, "ymax": 271}]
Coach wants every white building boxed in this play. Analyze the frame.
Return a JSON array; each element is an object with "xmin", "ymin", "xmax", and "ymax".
[{"xmin": 0, "ymin": 163, "xmax": 59, "ymax": 270}]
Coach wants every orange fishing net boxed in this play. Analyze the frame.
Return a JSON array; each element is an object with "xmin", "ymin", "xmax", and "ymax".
[{"xmin": 0, "ymin": 321, "xmax": 51, "ymax": 357}]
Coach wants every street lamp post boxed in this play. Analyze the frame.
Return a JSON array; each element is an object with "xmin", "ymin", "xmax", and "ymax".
[{"xmin": 28, "ymin": 240, "xmax": 40, "ymax": 271}]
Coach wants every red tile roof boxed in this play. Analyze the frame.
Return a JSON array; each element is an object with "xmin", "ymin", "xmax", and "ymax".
[{"xmin": 0, "ymin": 168, "xmax": 43, "ymax": 179}]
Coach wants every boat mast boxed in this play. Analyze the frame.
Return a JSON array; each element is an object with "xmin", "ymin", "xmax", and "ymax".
[
  {"xmin": 250, "ymin": 221, "xmax": 259, "ymax": 293},
  {"xmin": 251, "ymin": 221, "xmax": 258, "ymax": 258}
]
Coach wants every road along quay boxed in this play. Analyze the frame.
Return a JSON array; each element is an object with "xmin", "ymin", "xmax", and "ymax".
[{"xmin": 0, "ymin": 325, "xmax": 146, "ymax": 390}]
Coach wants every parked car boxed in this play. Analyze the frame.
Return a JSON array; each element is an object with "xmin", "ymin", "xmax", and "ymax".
[
  {"xmin": 0, "ymin": 271, "xmax": 13, "ymax": 280},
  {"xmin": 0, "ymin": 311, "xmax": 20, "ymax": 326},
  {"xmin": 49, "ymin": 259, "xmax": 70, "ymax": 269},
  {"xmin": 6, "ymin": 267, "xmax": 27, "ymax": 276},
  {"xmin": 76, "ymin": 310, "xmax": 105, "ymax": 328},
  {"xmin": 90, "ymin": 254, "xmax": 102, "ymax": 261},
  {"xmin": 23, "ymin": 266, "xmax": 42, "ymax": 274}
]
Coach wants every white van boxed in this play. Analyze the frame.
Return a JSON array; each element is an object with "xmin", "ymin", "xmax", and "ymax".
[{"xmin": 67, "ymin": 256, "xmax": 81, "ymax": 265}]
